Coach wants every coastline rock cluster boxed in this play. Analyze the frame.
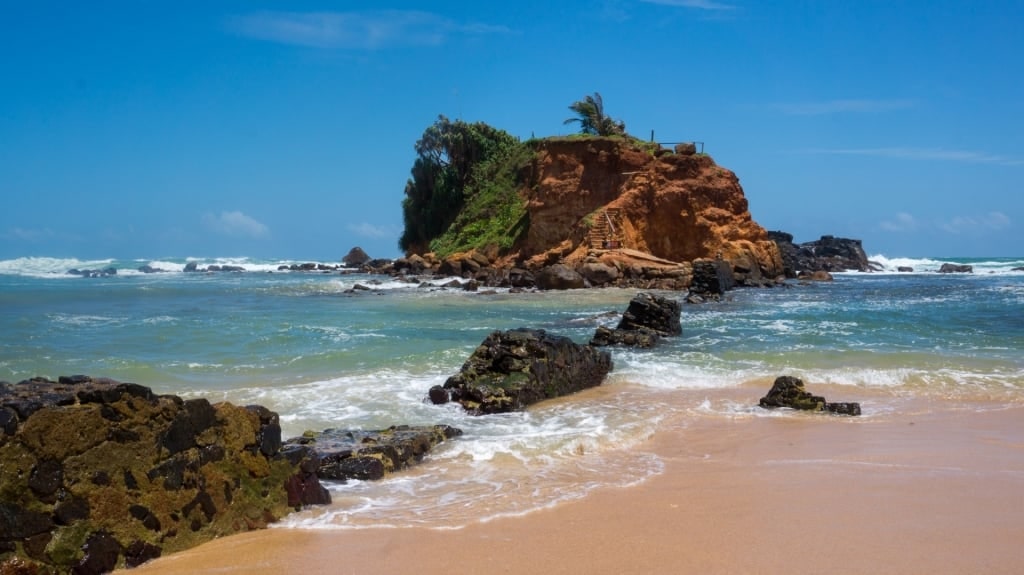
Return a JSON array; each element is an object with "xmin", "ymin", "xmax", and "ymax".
[
  {"xmin": 0, "ymin": 376, "xmax": 466, "ymax": 573},
  {"xmin": 0, "ymin": 376, "xmax": 329, "ymax": 573},
  {"xmin": 768, "ymin": 232, "xmax": 878, "ymax": 276}
]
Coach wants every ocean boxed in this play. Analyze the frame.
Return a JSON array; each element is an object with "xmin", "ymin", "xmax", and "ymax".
[{"xmin": 2, "ymin": 254, "xmax": 1022, "ymax": 530}]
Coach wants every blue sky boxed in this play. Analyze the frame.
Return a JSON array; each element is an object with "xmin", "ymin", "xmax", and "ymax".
[{"xmin": 2, "ymin": 1, "xmax": 1021, "ymax": 260}]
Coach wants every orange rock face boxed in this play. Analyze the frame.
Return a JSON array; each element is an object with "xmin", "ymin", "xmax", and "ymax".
[{"xmin": 516, "ymin": 138, "xmax": 783, "ymax": 279}]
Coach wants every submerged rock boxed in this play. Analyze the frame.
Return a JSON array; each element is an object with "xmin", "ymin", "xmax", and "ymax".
[
  {"xmin": 758, "ymin": 376, "xmax": 861, "ymax": 416},
  {"xmin": 432, "ymin": 328, "xmax": 613, "ymax": 414}
]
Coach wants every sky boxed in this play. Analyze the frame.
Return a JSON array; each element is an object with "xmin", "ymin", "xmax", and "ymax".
[{"xmin": 1, "ymin": 1, "xmax": 1021, "ymax": 260}]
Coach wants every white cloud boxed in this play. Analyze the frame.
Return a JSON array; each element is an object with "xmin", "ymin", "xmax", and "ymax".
[
  {"xmin": 229, "ymin": 10, "xmax": 512, "ymax": 50},
  {"xmin": 880, "ymin": 212, "xmax": 918, "ymax": 232},
  {"xmin": 639, "ymin": 0, "xmax": 737, "ymax": 10},
  {"xmin": 801, "ymin": 147, "xmax": 1024, "ymax": 166},
  {"xmin": 775, "ymin": 99, "xmax": 915, "ymax": 116},
  {"xmin": 939, "ymin": 212, "xmax": 1012, "ymax": 235},
  {"xmin": 347, "ymin": 222, "xmax": 398, "ymax": 239},
  {"xmin": 203, "ymin": 211, "xmax": 269, "ymax": 239}
]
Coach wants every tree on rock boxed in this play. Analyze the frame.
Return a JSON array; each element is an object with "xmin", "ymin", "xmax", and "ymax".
[
  {"xmin": 399, "ymin": 115, "xmax": 518, "ymax": 254},
  {"xmin": 564, "ymin": 92, "xmax": 626, "ymax": 137}
]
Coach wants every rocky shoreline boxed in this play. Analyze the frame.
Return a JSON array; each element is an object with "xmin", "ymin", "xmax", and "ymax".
[{"xmin": 1, "ymin": 283, "xmax": 866, "ymax": 573}]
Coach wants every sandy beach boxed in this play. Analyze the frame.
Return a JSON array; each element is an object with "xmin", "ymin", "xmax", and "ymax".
[{"xmin": 127, "ymin": 394, "xmax": 1024, "ymax": 575}]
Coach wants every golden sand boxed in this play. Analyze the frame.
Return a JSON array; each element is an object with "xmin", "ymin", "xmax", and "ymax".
[{"xmin": 126, "ymin": 396, "xmax": 1024, "ymax": 575}]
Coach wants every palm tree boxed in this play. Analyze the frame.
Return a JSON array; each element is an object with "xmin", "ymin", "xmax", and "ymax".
[{"xmin": 564, "ymin": 92, "xmax": 626, "ymax": 136}]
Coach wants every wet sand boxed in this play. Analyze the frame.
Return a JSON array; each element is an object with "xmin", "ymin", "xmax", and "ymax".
[{"xmin": 128, "ymin": 400, "xmax": 1024, "ymax": 574}]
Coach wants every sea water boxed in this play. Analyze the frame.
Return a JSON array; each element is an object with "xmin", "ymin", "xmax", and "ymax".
[{"xmin": 2, "ymin": 255, "xmax": 1022, "ymax": 529}]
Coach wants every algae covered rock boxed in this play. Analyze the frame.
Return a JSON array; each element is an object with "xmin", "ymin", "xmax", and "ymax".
[
  {"xmin": 430, "ymin": 328, "xmax": 613, "ymax": 414},
  {"xmin": 758, "ymin": 376, "xmax": 861, "ymax": 416},
  {"xmin": 0, "ymin": 376, "xmax": 329, "ymax": 573}
]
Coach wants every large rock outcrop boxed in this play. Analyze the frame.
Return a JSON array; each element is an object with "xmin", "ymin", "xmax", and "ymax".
[
  {"xmin": 516, "ymin": 138, "xmax": 784, "ymax": 281},
  {"xmin": 0, "ymin": 376, "xmax": 329, "ymax": 573},
  {"xmin": 429, "ymin": 328, "xmax": 613, "ymax": 414},
  {"xmin": 769, "ymin": 232, "xmax": 874, "ymax": 276}
]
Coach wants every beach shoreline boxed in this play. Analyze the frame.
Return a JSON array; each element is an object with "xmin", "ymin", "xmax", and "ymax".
[{"xmin": 126, "ymin": 396, "xmax": 1024, "ymax": 575}]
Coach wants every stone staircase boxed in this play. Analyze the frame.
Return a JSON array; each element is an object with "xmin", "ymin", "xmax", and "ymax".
[{"xmin": 589, "ymin": 208, "xmax": 623, "ymax": 249}]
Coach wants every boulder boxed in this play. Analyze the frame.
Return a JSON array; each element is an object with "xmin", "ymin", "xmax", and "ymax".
[
  {"xmin": 621, "ymin": 292, "xmax": 681, "ymax": 335},
  {"xmin": 286, "ymin": 425, "xmax": 463, "ymax": 482},
  {"xmin": 342, "ymin": 247, "xmax": 372, "ymax": 267},
  {"xmin": 687, "ymin": 258, "xmax": 735, "ymax": 300},
  {"xmin": 897, "ymin": 266, "xmax": 914, "ymax": 273},
  {"xmin": 579, "ymin": 262, "xmax": 620, "ymax": 287},
  {"xmin": 590, "ymin": 293, "xmax": 680, "ymax": 347},
  {"xmin": 938, "ymin": 263, "xmax": 973, "ymax": 274},
  {"xmin": 0, "ymin": 376, "xmax": 330, "ymax": 573},
  {"xmin": 535, "ymin": 264, "xmax": 585, "ymax": 290},
  {"xmin": 758, "ymin": 376, "xmax": 861, "ymax": 416},
  {"xmin": 674, "ymin": 142, "xmax": 698, "ymax": 155},
  {"xmin": 432, "ymin": 328, "xmax": 613, "ymax": 414}
]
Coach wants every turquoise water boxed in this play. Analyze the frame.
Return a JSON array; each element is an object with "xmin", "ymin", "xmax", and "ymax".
[{"xmin": 2, "ymin": 255, "xmax": 1023, "ymax": 528}]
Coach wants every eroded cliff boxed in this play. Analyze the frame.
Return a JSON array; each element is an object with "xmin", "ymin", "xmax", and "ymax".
[{"xmin": 514, "ymin": 138, "xmax": 783, "ymax": 280}]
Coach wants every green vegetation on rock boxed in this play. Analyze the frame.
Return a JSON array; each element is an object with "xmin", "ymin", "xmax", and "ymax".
[{"xmin": 399, "ymin": 115, "xmax": 533, "ymax": 258}]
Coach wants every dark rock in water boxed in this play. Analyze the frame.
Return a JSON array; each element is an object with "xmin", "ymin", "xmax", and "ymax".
[
  {"xmin": 436, "ymin": 328, "xmax": 613, "ymax": 414},
  {"xmin": 897, "ymin": 266, "xmax": 914, "ymax": 273},
  {"xmin": 535, "ymin": 264, "xmax": 585, "ymax": 290},
  {"xmin": 1013, "ymin": 267, "xmax": 1024, "ymax": 272},
  {"xmin": 590, "ymin": 292, "xmax": 681, "ymax": 348},
  {"xmin": 687, "ymin": 258, "xmax": 734, "ymax": 300},
  {"xmin": 137, "ymin": 265, "xmax": 166, "ymax": 274},
  {"xmin": 343, "ymin": 246, "xmax": 372, "ymax": 267},
  {"xmin": 938, "ymin": 263, "xmax": 973, "ymax": 273},
  {"xmin": 769, "ymin": 232, "xmax": 875, "ymax": 276},
  {"xmin": 590, "ymin": 325, "xmax": 659, "ymax": 348},
  {"xmin": 0, "ymin": 375, "xmax": 331, "ymax": 573},
  {"xmin": 67, "ymin": 267, "xmax": 118, "ymax": 278},
  {"xmin": 428, "ymin": 385, "xmax": 450, "ymax": 404},
  {"xmin": 184, "ymin": 261, "xmax": 199, "ymax": 272},
  {"xmin": 758, "ymin": 376, "xmax": 861, "ymax": 416},
  {"xmin": 617, "ymin": 292, "xmax": 681, "ymax": 336},
  {"xmin": 287, "ymin": 425, "xmax": 463, "ymax": 482}
]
